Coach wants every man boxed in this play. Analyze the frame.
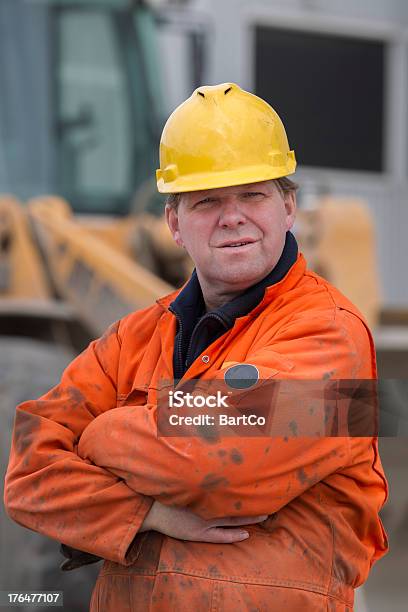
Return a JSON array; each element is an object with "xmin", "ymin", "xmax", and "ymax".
[{"xmin": 5, "ymin": 83, "xmax": 388, "ymax": 611}]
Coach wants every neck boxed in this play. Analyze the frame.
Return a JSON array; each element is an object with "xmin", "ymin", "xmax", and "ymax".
[
  {"xmin": 204, "ymin": 293, "xmax": 241, "ymax": 312},
  {"xmin": 198, "ymin": 277, "xmax": 248, "ymax": 311}
]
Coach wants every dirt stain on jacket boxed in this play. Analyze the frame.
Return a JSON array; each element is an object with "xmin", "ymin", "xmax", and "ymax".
[
  {"xmin": 201, "ymin": 473, "xmax": 229, "ymax": 490},
  {"xmin": 230, "ymin": 448, "xmax": 243, "ymax": 464},
  {"xmin": 14, "ymin": 411, "xmax": 41, "ymax": 455}
]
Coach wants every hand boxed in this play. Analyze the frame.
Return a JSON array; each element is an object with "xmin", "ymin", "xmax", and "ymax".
[{"xmin": 140, "ymin": 500, "xmax": 267, "ymax": 543}]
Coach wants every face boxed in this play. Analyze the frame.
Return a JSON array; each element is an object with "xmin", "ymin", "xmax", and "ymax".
[{"xmin": 166, "ymin": 180, "xmax": 296, "ymax": 301}]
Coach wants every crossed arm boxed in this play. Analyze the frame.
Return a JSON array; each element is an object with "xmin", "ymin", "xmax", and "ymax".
[{"xmin": 4, "ymin": 312, "xmax": 373, "ymax": 563}]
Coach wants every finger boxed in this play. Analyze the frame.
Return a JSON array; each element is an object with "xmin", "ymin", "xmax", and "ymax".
[
  {"xmin": 202, "ymin": 527, "xmax": 250, "ymax": 544},
  {"xmin": 210, "ymin": 515, "xmax": 268, "ymax": 528}
]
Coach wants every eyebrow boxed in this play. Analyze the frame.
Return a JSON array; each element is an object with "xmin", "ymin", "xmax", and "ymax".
[{"xmin": 193, "ymin": 186, "xmax": 267, "ymax": 199}]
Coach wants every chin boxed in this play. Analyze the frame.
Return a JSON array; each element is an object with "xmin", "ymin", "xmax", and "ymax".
[{"xmin": 216, "ymin": 268, "xmax": 264, "ymax": 287}]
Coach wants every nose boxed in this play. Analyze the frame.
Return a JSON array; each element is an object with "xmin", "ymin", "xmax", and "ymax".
[{"xmin": 217, "ymin": 198, "xmax": 247, "ymax": 229}]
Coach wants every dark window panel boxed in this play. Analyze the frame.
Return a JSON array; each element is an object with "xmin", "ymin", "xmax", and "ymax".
[{"xmin": 255, "ymin": 26, "xmax": 385, "ymax": 172}]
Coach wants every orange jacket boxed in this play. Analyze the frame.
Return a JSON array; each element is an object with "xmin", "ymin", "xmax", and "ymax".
[{"xmin": 4, "ymin": 255, "xmax": 388, "ymax": 611}]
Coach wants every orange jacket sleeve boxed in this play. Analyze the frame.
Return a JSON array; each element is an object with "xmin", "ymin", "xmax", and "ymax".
[
  {"xmin": 4, "ymin": 322, "xmax": 153, "ymax": 564},
  {"xmin": 77, "ymin": 309, "xmax": 386, "ymax": 519}
]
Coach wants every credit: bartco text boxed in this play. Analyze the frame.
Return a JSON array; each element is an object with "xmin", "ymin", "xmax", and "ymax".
[{"xmin": 168, "ymin": 414, "xmax": 266, "ymax": 426}]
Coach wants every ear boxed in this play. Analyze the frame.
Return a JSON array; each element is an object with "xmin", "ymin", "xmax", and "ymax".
[
  {"xmin": 165, "ymin": 204, "xmax": 184, "ymax": 247},
  {"xmin": 284, "ymin": 191, "xmax": 297, "ymax": 231}
]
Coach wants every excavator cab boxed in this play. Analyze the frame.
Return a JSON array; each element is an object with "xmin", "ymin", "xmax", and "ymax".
[
  {"xmin": 51, "ymin": 0, "xmax": 164, "ymax": 215},
  {"xmin": 0, "ymin": 0, "xmax": 206, "ymax": 215}
]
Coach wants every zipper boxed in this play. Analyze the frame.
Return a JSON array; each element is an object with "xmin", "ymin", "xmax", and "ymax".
[
  {"xmin": 185, "ymin": 312, "xmax": 229, "ymax": 369},
  {"xmin": 170, "ymin": 307, "xmax": 230, "ymax": 378},
  {"xmin": 168, "ymin": 306, "xmax": 184, "ymax": 380}
]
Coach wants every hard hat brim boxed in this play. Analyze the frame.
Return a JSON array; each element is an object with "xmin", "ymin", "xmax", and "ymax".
[{"xmin": 157, "ymin": 158, "xmax": 296, "ymax": 194}]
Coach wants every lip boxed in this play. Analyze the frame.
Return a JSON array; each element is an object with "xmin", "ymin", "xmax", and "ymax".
[{"xmin": 216, "ymin": 238, "xmax": 258, "ymax": 248}]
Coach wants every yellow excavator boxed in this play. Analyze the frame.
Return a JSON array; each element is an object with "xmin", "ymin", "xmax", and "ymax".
[{"xmin": 0, "ymin": 0, "xmax": 198, "ymax": 348}]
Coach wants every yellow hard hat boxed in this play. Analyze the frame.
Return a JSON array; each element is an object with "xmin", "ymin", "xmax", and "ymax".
[{"xmin": 156, "ymin": 82, "xmax": 296, "ymax": 194}]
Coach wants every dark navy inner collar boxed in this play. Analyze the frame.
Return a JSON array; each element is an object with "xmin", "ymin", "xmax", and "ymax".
[{"xmin": 169, "ymin": 269, "xmax": 206, "ymax": 338}]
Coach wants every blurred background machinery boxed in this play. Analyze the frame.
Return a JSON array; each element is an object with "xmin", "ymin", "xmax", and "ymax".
[{"xmin": 0, "ymin": 0, "xmax": 407, "ymax": 611}]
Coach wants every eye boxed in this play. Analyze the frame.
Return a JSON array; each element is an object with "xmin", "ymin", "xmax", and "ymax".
[
  {"xmin": 193, "ymin": 197, "xmax": 217, "ymax": 207},
  {"xmin": 240, "ymin": 192, "xmax": 265, "ymax": 201}
]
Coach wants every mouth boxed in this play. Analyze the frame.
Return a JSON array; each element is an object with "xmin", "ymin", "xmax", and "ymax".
[{"xmin": 217, "ymin": 239, "xmax": 258, "ymax": 249}]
